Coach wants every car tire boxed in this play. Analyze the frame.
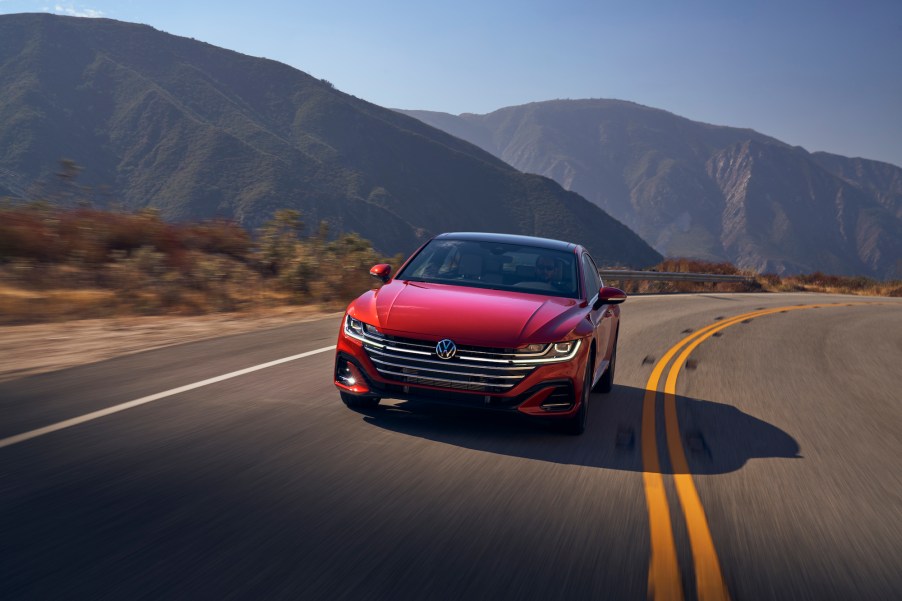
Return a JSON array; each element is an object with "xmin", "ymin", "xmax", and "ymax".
[
  {"xmin": 340, "ymin": 391, "xmax": 381, "ymax": 409},
  {"xmin": 594, "ymin": 334, "xmax": 617, "ymax": 394},
  {"xmin": 563, "ymin": 360, "xmax": 592, "ymax": 435}
]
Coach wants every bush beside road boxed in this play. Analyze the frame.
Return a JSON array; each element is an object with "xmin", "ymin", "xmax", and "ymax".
[{"xmin": 1, "ymin": 205, "xmax": 898, "ymax": 326}]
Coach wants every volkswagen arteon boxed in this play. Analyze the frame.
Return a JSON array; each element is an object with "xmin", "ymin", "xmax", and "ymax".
[{"xmin": 333, "ymin": 232, "xmax": 626, "ymax": 434}]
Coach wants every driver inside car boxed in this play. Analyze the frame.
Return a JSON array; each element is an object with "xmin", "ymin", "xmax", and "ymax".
[{"xmin": 535, "ymin": 256, "xmax": 558, "ymax": 283}]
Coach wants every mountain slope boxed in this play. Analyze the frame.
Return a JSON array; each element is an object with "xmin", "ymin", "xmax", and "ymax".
[
  {"xmin": 0, "ymin": 14, "xmax": 661, "ymax": 266},
  {"xmin": 400, "ymin": 100, "xmax": 901, "ymax": 278}
]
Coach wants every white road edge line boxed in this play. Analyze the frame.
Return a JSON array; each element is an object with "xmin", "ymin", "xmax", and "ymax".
[{"xmin": 0, "ymin": 345, "xmax": 337, "ymax": 450}]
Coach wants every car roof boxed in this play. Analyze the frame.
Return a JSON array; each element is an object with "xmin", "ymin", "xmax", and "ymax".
[{"xmin": 434, "ymin": 232, "xmax": 580, "ymax": 253}]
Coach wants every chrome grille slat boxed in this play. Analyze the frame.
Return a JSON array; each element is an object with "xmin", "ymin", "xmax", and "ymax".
[
  {"xmin": 369, "ymin": 357, "xmax": 526, "ymax": 379},
  {"xmin": 380, "ymin": 339, "xmax": 433, "ymax": 351},
  {"xmin": 385, "ymin": 342, "xmax": 542, "ymax": 359},
  {"xmin": 384, "ymin": 345, "xmax": 432, "ymax": 356},
  {"xmin": 370, "ymin": 333, "xmax": 545, "ymax": 360},
  {"xmin": 359, "ymin": 330, "xmax": 535, "ymax": 393},
  {"xmin": 365, "ymin": 346, "xmax": 533, "ymax": 372},
  {"xmin": 367, "ymin": 343, "xmax": 539, "ymax": 365}
]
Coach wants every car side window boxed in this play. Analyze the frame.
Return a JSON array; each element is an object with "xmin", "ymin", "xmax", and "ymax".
[{"xmin": 581, "ymin": 254, "xmax": 601, "ymax": 300}]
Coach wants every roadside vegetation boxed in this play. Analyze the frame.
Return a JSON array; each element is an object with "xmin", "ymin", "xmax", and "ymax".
[
  {"xmin": 1, "ymin": 205, "xmax": 898, "ymax": 325},
  {"xmin": 604, "ymin": 258, "xmax": 902, "ymax": 297},
  {"xmin": 0, "ymin": 203, "xmax": 402, "ymax": 325}
]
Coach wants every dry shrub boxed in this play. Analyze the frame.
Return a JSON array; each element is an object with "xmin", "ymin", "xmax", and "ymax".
[
  {"xmin": 775, "ymin": 272, "xmax": 899, "ymax": 296},
  {"xmin": 7, "ymin": 205, "xmax": 895, "ymax": 324},
  {"xmin": 605, "ymin": 258, "xmax": 900, "ymax": 297},
  {"xmin": 655, "ymin": 258, "xmax": 740, "ymax": 275},
  {"xmin": 0, "ymin": 205, "xmax": 399, "ymax": 322},
  {"xmin": 0, "ymin": 285, "xmax": 119, "ymax": 324},
  {"xmin": 183, "ymin": 220, "xmax": 251, "ymax": 259}
]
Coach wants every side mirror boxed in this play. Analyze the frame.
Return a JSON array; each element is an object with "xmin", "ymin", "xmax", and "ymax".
[
  {"xmin": 598, "ymin": 286, "xmax": 627, "ymax": 305},
  {"xmin": 370, "ymin": 263, "xmax": 392, "ymax": 283}
]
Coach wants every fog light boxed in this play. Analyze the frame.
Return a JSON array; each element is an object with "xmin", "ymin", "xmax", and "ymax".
[
  {"xmin": 337, "ymin": 359, "xmax": 365, "ymax": 388},
  {"xmin": 539, "ymin": 384, "xmax": 575, "ymax": 411},
  {"xmin": 337, "ymin": 362, "xmax": 354, "ymax": 386}
]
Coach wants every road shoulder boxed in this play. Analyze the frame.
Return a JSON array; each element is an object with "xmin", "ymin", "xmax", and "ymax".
[{"xmin": 0, "ymin": 306, "xmax": 341, "ymax": 383}]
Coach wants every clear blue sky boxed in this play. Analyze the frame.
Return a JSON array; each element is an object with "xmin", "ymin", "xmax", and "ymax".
[{"xmin": 3, "ymin": 0, "xmax": 901, "ymax": 166}]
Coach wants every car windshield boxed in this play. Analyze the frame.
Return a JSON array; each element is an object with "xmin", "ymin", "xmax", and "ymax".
[{"xmin": 396, "ymin": 239, "xmax": 580, "ymax": 298}]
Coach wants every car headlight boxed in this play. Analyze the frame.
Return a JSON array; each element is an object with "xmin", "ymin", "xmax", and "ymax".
[
  {"xmin": 344, "ymin": 315, "xmax": 366, "ymax": 341},
  {"xmin": 516, "ymin": 343, "xmax": 547, "ymax": 354},
  {"xmin": 363, "ymin": 323, "xmax": 384, "ymax": 338},
  {"xmin": 344, "ymin": 315, "xmax": 385, "ymax": 345},
  {"xmin": 511, "ymin": 340, "xmax": 581, "ymax": 364},
  {"xmin": 552, "ymin": 341, "xmax": 575, "ymax": 355}
]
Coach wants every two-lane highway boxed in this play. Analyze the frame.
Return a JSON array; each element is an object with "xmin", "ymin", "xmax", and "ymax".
[{"xmin": 1, "ymin": 293, "xmax": 900, "ymax": 600}]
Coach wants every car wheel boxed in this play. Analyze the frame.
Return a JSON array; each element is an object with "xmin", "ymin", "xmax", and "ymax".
[
  {"xmin": 594, "ymin": 334, "xmax": 617, "ymax": 394},
  {"xmin": 340, "ymin": 391, "xmax": 381, "ymax": 409},
  {"xmin": 564, "ymin": 360, "xmax": 592, "ymax": 435}
]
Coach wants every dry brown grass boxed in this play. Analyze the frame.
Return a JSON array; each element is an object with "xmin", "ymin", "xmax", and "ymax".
[
  {"xmin": 759, "ymin": 272, "xmax": 902, "ymax": 296},
  {"xmin": 2, "ymin": 204, "xmax": 898, "ymax": 325},
  {"xmin": 0, "ymin": 205, "xmax": 398, "ymax": 324},
  {"xmin": 604, "ymin": 258, "xmax": 901, "ymax": 297},
  {"xmin": 0, "ymin": 285, "xmax": 118, "ymax": 324}
]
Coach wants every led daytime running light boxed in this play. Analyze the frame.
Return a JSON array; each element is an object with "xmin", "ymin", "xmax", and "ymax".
[
  {"xmin": 344, "ymin": 315, "xmax": 366, "ymax": 341},
  {"xmin": 511, "ymin": 340, "xmax": 581, "ymax": 364}
]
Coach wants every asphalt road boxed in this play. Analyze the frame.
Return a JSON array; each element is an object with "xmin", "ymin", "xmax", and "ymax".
[{"xmin": 1, "ymin": 293, "xmax": 900, "ymax": 600}]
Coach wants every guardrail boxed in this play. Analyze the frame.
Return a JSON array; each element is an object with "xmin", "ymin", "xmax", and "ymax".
[{"xmin": 598, "ymin": 270, "xmax": 755, "ymax": 283}]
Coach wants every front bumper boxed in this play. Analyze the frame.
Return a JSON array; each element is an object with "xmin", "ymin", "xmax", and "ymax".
[{"xmin": 334, "ymin": 326, "xmax": 588, "ymax": 418}]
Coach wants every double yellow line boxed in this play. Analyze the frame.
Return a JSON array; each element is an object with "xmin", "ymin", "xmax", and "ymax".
[{"xmin": 641, "ymin": 302, "xmax": 868, "ymax": 601}]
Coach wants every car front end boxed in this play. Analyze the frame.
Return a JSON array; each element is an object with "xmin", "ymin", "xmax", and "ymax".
[
  {"xmin": 332, "ymin": 232, "xmax": 625, "ymax": 434},
  {"xmin": 335, "ymin": 310, "xmax": 591, "ymax": 417}
]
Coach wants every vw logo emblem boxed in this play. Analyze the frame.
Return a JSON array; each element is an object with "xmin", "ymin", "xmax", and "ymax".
[{"xmin": 435, "ymin": 338, "xmax": 457, "ymax": 360}]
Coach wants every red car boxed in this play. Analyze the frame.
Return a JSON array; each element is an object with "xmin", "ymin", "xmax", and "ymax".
[{"xmin": 333, "ymin": 232, "xmax": 626, "ymax": 434}]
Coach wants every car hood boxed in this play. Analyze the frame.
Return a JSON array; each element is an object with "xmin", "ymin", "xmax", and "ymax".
[{"xmin": 350, "ymin": 280, "xmax": 584, "ymax": 346}]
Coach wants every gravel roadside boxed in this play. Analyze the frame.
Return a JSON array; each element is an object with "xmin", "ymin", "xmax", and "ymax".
[{"xmin": 0, "ymin": 306, "xmax": 341, "ymax": 383}]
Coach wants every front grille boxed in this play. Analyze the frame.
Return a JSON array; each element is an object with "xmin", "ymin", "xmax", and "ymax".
[{"xmin": 360, "ymin": 331, "xmax": 536, "ymax": 393}]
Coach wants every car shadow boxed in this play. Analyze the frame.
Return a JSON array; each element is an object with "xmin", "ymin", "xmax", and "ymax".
[{"xmin": 353, "ymin": 384, "xmax": 800, "ymax": 475}]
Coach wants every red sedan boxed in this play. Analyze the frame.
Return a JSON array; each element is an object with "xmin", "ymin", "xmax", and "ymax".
[{"xmin": 333, "ymin": 232, "xmax": 626, "ymax": 434}]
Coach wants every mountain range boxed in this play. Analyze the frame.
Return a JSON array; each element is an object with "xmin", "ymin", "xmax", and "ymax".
[
  {"xmin": 0, "ymin": 14, "xmax": 661, "ymax": 266},
  {"xmin": 400, "ymin": 101, "xmax": 902, "ymax": 278}
]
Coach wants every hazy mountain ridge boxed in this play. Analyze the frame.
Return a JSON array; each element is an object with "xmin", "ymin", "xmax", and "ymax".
[
  {"xmin": 400, "ymin": 100, "xmax": 901, "ymax": 278},
  {"xmin": 810, "ymin": 152, "xmax": 902, "ymax": 218},
  {"xmin": 0, "ymin": 14, "xmax": 661, "ymax": 266}
]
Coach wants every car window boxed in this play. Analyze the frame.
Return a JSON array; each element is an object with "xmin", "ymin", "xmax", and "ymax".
[
  {"xmin": 398, "ymin": 239, "xmax": 579, "ymax": 298},
  {"xmin": 581, "ymin": 253, "xmax": 601, "ymax": 299}
]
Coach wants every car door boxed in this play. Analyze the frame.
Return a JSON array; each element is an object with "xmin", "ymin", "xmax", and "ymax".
[{"xmin": 581, "ymin": 253, "xmax": 614, "ymax": 377}]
